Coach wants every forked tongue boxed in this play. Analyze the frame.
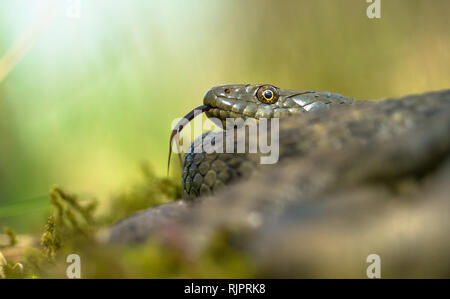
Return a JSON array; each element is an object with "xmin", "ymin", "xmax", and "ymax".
[{"xmin": 168, "ymin": 105, "xmax": 211, "ymax": 175}]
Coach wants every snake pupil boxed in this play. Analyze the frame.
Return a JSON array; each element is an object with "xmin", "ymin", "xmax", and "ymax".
[{"xmin": 264, "ymin": 90, "xmax": 273, "ymax": 100}]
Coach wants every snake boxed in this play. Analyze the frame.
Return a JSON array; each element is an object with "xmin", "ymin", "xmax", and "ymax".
[{"xmin": 169, "ymin": 84, "xmax": 357, "ymax": 199}]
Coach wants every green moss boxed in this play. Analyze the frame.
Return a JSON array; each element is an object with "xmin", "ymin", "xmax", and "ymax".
[
  {"xmin": 2, "ymin": 164, "xmax": 257, "ymax": 278},
  {"xmin": 191, "ymin": 229, "xmax": 257, "ymax": 279},
  {"xmin": 3, "ymin": 227, "xmax": 17, "ymax": 247},
  {"xmin": 38, "ymin": 186, "xmax": 98, "ymax": 261},
  {"xmin": 0, "ymin": 251, "xmax": 24, "ymax": 279},
  {"xmin": 101, "ymin": 162, "xmax": 182, "ymax": 225}
]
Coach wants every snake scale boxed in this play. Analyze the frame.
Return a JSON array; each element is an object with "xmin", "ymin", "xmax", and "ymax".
[{"xmin": 170, "ymin": 84, "xmax": 359, "ymax": 198}]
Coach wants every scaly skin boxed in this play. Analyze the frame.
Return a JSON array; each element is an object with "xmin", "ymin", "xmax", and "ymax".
[{"xmin": 181, "ymin": 84, "xmax": 358, "ymax": 199}]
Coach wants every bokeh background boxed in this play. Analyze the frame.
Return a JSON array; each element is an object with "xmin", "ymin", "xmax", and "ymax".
[{"xmin": 0, "ymin": 0, "xmax": 449, "ymax": 231}]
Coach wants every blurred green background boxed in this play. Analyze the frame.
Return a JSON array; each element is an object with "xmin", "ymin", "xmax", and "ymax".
[{"xmin": 0, "ymin": 0, "xmax": 449, "ymax": 231}]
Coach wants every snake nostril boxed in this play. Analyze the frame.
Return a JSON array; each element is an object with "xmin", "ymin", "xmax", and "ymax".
[{"xmin": 224, "ymin": 88, "xmax": 230, "ymax": 94}]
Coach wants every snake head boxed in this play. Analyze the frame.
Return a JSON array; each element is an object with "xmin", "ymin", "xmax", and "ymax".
[{"xmin": 203, "ymin": 84, "xmax": 351, "ymax": 127}]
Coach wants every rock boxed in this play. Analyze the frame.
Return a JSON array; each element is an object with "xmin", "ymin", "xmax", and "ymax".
[{"xmin": 105, "ymin": 89, "xmax": 450, "ymax": 277}]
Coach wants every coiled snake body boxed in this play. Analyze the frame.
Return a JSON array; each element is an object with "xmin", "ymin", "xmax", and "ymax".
[{"xmin": 170, "ymin": 84, "xmax": 357, "ymax": 198}]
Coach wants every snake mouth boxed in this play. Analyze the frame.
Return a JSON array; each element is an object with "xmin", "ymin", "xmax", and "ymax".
[
  {"xmin": 203, "ymin": 96, "xmax": 261, "ymax": 122},
  {"xmin": 205, "ymin": 106, "xmax": 249, "ymax": 121},
  {"xmin": 204, "ymin": 90, "xmax": 257, "ymax": 120}
]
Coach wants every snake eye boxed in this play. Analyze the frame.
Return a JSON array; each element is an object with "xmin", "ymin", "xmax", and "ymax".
[{"xmin": 257, "ymin": 85, "xmax": 279, "ymax": 104}]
